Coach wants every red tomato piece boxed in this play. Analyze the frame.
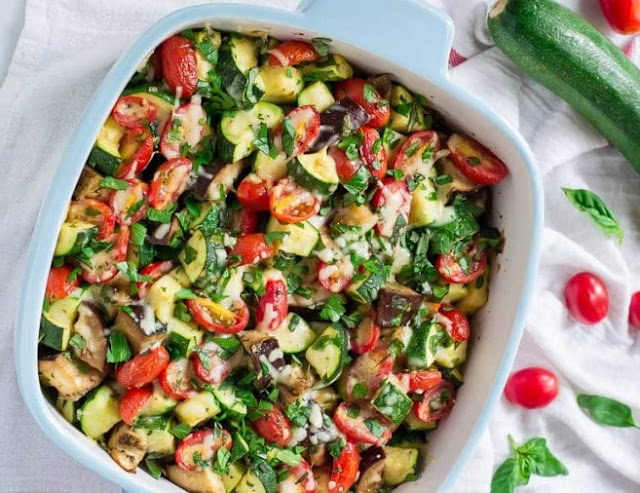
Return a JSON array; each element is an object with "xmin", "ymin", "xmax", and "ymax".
[
  {"xmin": 599, "ymin": 0, "xmax": 640, "ymax": 34},
  {"xmin": 269, "ymin": 178, "xmax": 321, "ymax": 224},
  {"xmin": 329, "ymin": 145, "xmax": 361, "ymax": 184},
  {"xmin": 268, "ymin": 40, "xmax": 319, "ymax": 66},
  {"xmin": 329, "ymin": 441, "xmax": 360, "ymax": 493},
  {"xmin": 159, "ymin": 358, "xmax": 197, "ymax": 400},
  {"xmin": 333, "ymin": 402, "xmax": 392, "ymax": 445},
  {"xmin": 159, "ymin": 101, "xmax": 209, "ymax": 160},
  {"xmin": 149, "ymin": 157, "xmax": 193, "ymax": 211},
  {"xmin": 115, "ymin": 346, "xmax": 170, "ymax": 389},
  {"xmin": 67, "ymin": 199, "xmax": 115, "ymax": 240},
  {"xmin": 45, "ymin": 266, "xmax": 81, "ymax": 301},
  {"xmin": 277, "ymin": 106, "xmax": 321, "ymax": 156},
  {"xmin": 80, "ymin": 225, "xmax": 129, "ymax": 284},
  {"xmin": 318, "ymin": 257, "xmax": 354, "ymax": 294},
  {"xmin": 447, "ymin": 133, "xmax": 508, "ymax": 185},
  {"xmin": 398, "ymin": 370, "xmax": 443, "ymax": 393},
  {"xmin": 371, "ymin": 178, "xmax": 411, "ymax": 237},
  {"xmin": 109, "ymin": 178, "xmax": 149, "ymax": 226},
  {"xmin": 436, "ymin": 242, "xmax": 487, "ymax": 284},
  {"xmin": 175, "ymin": 428, "xmax": 232, "ymax": 471},
  {"xmin": 112, "ymin": 96, "xmax": 158, "ymax": 129},
  {"xmin": 136, "ymin": 260, "xmax": 174, "ymax": 299},
  {"xmin": 236, "ymin": 174, "xmax": 271, "ymax": 212},
  {"xmin": 119, "ymin": 385, "xmax": 153, "ymax": 426},
  {"xmin": 629, "ymin": 291, "xmax": 640, "ymax": 329},
  {"xmin": 229, "ymin": 208, "xmax": 260, "ymax": 235},
  {"xmin": 437, "ymin": 305, "xmax": 471, "ymax": 342},
  {"xmin": 504, "ymin": 367, "xmax": 559, "ymax": 409},
  {"xmin": 116, "ymin": 126, "xmax": 154, "ymax": 179},
  {"xmin": 564, "ymin": 271, "xmax": 609, "ymax": 325},
  {"xmin": 255, "ymin": 278, "xmax": 288, "ymax": 331},
  {"xmin": 278, "ymin": 459, "xmax": 316, "ymax": 493},
  {"xmin": 230, "ymin": 233, "xmax": 275, "ymax": 266},
  {"xmin": 413, "ymin": 381, "xmax": 456, "ymax": 422},
  {"xmin": 160, "ymin": 35, "xmax": 198, "ymax": 99},
  {"xmin": 344, "ymin": 347, "xmax": 394, "ymax": 400},
  {"xmin": 334, "ymin": 78, "xmax": 390, "ymax": 128},
  {"xmin": 392, "ymin": 130, "xmax": 439, "ymax": 176},
  {"xmin": 349, "ymin": 312, "xmax": 380, "ymax": 354},
  {"xmin": 250, "ymin": 404, "xmax": 292, "ymax": 447},
  {"xmin": 359, "ymin": 127, "xmax": 387, "ymax": 180},
  {"xmin": 186, "ymin": 297, "xmax": 250, "ymax": 334},
  {"xmin": 191, "ymin": 341, "xmax": 235, "ymax": 384}
]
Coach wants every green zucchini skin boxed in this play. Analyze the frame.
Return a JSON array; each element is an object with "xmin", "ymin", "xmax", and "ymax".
[{"xmin": 488, "ymin": 0, "xmax": 640, "ymax": 172}]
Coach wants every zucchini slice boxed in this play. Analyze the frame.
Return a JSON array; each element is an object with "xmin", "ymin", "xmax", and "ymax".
[
  {"xmin": 383, "ymin": 446, "xmax": 420, "ymax": 486},
  {"xmin": 194, "ymin": 30, "xmax": 222, "ymax": 81},
  {"xmin": 300, "ymin": 54, "xmax": 354, "ymax": 82},
  {"xmin": 146, "ymin": 274, "xmax": 183, "ymax": 324},
  {"xmin": 372, "ymin": 378, "xmax": 413, "ymax": 425},
  {"xmin": 221, "ymin": 461, "xmax": 247, "ymax": 492},
  {"xmin": 179, "ymin": 230, "xmax": 227, "ymax": 288},
  {"xmin": 235, "ymin": 459, "xmax": 277, "ymax": 493},
  {"xmin": 255, "ymin": 65, "xmax": 304, "ymax": 104},
  {"xmin": 305, "ymin": 324, "xmax": 348, "ymax": 385},
  {"xmin": 165, "ymin": 317, "xmax": 204, "ymax": 358},
  {"xmin": 346, "ymin": 259, "xmax": 388, "ymax": 304},
  {"xmin": 287, "ymin": 149, "xmax": 339, "ymax": 195},
  {"xmin": 140, "ymin": 384, "xmax": 178, "ymax": 416},
  {"xmin": 40, "ymin": 296, "xmax": 81, "ymax": 351},
  {"xmin": 56, "ymin": 395, "xmax": 78, "ymax": 424},
  {"xmin": 390, "ymin": 84, "xmax": 429, "ymax": 133},
  {"xmin": 297, "ymin": 81, "xmax": 335, "ymax": 112},
  {"xmin": 265, "ymin": 217, "xmax": 319, "ymax": 257},
  {"xmin": 218, "ymin": 34, "xmax": 259, "ymax": 102},
  {"xmin": 270, "ymin": 313, "xmax": 317, "ymax": 353},
  {"xmin": 87, "ymin": 117, "xmax": 125, "ymax": 175},
  {"xmin": 127, "ymin": 91, "xmax": 175, "ymax": 135},
  {"xmin": 409, "ymin": 170, "xmax": 454, "ymax": 227},
  {"xmin": 406, "ymin": 321, "xmax": 467, "ymax": 369},
  {"xmin": 80, "ymin": 385, "xmax": 121, "ymax": 439},
  {"xmin": 211, "ymin": 384, "xmax": 247, "ymax": 417},
  {"xmin": 54, "ymin": 222, "xmax": 97, "ymax": 257},
  {"xmin": 253, "ymin": 150, "xmax": 288, "ymax": 181},
  {"xmin": 174, "ymin": 390, "xmax": 221, "ymax": 427}
]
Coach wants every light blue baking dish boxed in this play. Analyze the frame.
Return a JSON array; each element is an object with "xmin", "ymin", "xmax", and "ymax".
[{"xmin": 14, "ymin": 0, "xmax": 544, "ymax": 491}]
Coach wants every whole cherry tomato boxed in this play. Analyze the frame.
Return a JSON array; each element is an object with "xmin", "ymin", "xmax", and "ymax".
[
  {"xmin": 328, "ymin": 441, "xmax": 360, "ymax": 493},
  {"xmin": 160, "ymin": 35, "xmax": 198, "ymax": 99},
  {"xmin": 564, "ymin": 272, "xmax": 609, "ymax": 325},
  {"xmin": 504, "ymin": 367, "xmax": 559, "ymax": 409},
  {"xmin": 628, "ymin": 291, "xmax": 640, "ymax": 329}
]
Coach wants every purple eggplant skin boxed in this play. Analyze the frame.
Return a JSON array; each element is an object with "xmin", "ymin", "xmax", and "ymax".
[
  {"xmin": 367, "ymin": 74, "xmax": 393, "ymax": 102},
  {"xmin": 376, "ymin": 283, "xmax": 423, "ymax": 328},
  {"xmin": 359, "ymin": 446, "xmax": 386, "ymax": 473},
  {"xmin": 189, "ymin": 164, "xmax": 219, "ymax": 201},
  {"xmin": 308, "ymin": 97, "xmax": 370, "ymax": 152},
  {"xmin": 356, "ymin": 446, "xmax": 386, "ymax": 493}
]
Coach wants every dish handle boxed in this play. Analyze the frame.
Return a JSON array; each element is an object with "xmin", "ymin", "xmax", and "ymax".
[{"xmin": 296, "ymin": 0, "xmax": 454, "ymax": 81}]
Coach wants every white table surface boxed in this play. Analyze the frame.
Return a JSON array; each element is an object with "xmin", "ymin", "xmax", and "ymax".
[{"xmin": 1, "ymin": 0, "xmax": 27, "ymax": 83}]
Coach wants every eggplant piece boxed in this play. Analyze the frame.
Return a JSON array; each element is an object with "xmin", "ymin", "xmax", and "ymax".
[
  {"xmin": 367, "ymin": 73, "xmax": 393, "ymax": 102},
  {"xmin": 206, "ymin": 160, "xmax": 245, "ymax": 202},
  {"xmin": 306, "ymin": 443, "xmax": 329, "ymax": 467},
  {"xmin": 356, "ymin": 446, "xmax": 387, "ymax": 493},
  {"xmin": 312, "ymin": 386, "xmax": 340, "ymax": 414},
  {"xmin": 148, "ymin": 217, "xmax": 181, "ymax": 246},
  {"xmin": 72, "ymin": 302, "xmax": 107, "ymax": 372},
  {"xmin": 73, "ymin": 166, "xmax": 111, "ymax": 202},
  {"xmin": 238, "ymin": 332, "xmax": 286, "ymax": 387},
  {"xmin": 189, "ymin": 164, "xmax": 219, "ymax": 201},
  {"xmin": 114, "ymin": 307, "xmax": 165, "ymax": 353},
  {"xmin": 107, "ymin": 423, "xmax": 148, "ymax": 472},
  {"xmin": 38, "ymin": 353, "xmax": 103, "ymax": 402},
  {"xmin": 278, "ymin": 364, "xmax": 316, "ymax": 405},
  {"xmin": 436, "ymin": 157, "xmax": 482, "ymax": 197},
  {"xmin": 308, "ymin": 97, "xmax": 370, "ymax": 152},
  {"xmin": 165, "ymin": 465, "xmax": 226, "ymax": 493},
  {"xmin": 376, "ymin": 282, "xmax": 423, "ymax": 328},
  {"xmin": 313, "ymin": 465, "xmax": 333, "ymax": 493}
]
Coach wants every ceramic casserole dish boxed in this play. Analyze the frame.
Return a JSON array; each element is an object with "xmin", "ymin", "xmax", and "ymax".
[{"xmin": 15, "ymin": 0, "xmax": 543, "ymax": 491}]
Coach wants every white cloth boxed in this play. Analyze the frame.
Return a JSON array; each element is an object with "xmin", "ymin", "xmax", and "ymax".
[{"xmin": 1, "ymin": 0, "xmax": 639, "ymax": 491}]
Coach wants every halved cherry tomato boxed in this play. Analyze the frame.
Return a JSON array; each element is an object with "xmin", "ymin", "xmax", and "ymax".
[
  {"xmin": 115, "ymin": 126, "xmax": 154, "ymax": 179},
  {"xmin": 175, "ymin": 428, "xmax": 232, "ymax": 471},
  {"xmin": 67, "ymin": 199, "xmax": 115, "ymax": 240},
  {"xmin": 112, "ymin": 96, "xmax": 157, "ymax": 129},
  {"xmin": 160, "ymin": 35, "xmax": 198, "ymax": 99},
  {"xmin": 329, "ymin": 145, "xmax": 361, "ymax": 183},
  {"xmin": 230, "ymin": 233, "xmax": 275, "ymax": 266},
  {"xmin": 236, "ymin": 174, "xmax": 271, "ymax": 212},
  {"xmin": 256, "ymin": 278, "xmax": 288, "ymax": 331},
  {"xmin": 447, "ymin": 133, "xmax": 508, "ymax": 185},
  {"xmin": 269, "ymin": 178, "xmax": 321, "ymax": 224},
  {"xmin": 277, "ymin": 106, "xmax": 320, "ymax": 156},
  {"xmin": 191, "ymin": 341, "xmax": 234, "ymax": 384},
  {"xmin": 392, "ymin": 130, "xmax": 439, "ymax": 176},
  {"xmin": 109, "ymin": 178, "xmax": 149, "ymax": 225},
  {"xmin": 159, "ymin": 358, "xmax": 197, "ymax": 400},
  {"xmin": 398, "ymin": 370, "xmax": 443, "ymax": 393},
  {"xmin": 80, "ymin": 225, "xmax": 129, "ymax": 284},
  {"xmin": 149, "ymin": 157, "xmax": 193, "ymax": 211},
  {"xmin": 564, "ymin": 271, "xmax": 609, "ymax": 325},
  {"xmin": 349, "ymin": 312, "xmax": 380, "ymax": 354},
  {"xmin": 268, "ymin": 40, "xmax": 319, "ymax": 66},
  {"xmin": 250, "ymin": 404, "xmax": 292, "ymax": 447},
  {"xmin": 359, "ymin": 127, "xmax": 387, "ymax": 180},
  {"xmin": 436, "ymin": 242, "xmax": 487, "ymax": 284},
  {"xmin": 229, "ymin": 208, "xmax": 260, "ymax": 235},
  {"xmin": 45, "ymin": 266, "xmax": 81, "ymax": 301},
  {"xmin": 119, "ymin": 385, "xmax": 153, "ymax": 425},
  {"xmin": 371, "ymin": 178, "xmax": 411, "ymax": 237},
  {"xmin": 186, "ymin": 297, "xmax": 250, "ymax": 334},
  {"xmin": 136, "ymin": 260, "xmax": 174, "ymax": 299},
  {"xmin": 333, "ymin": 402, "xmax": 392, "ymax": 445},
  {"xmin": 159, "ymin": 101, "xmax": 210, "ymax": 160},
  {"xmin": 335, "ymin": 78, "xmax": 390, "ymax": 128},
  {"xmin": 629, "ymin": 291, "xmax": 640, "ymax": 329},
  {"xmin": 329, "ymin": 441, "xmax": 360, "ymax": 493},
  {"xmin": 504, "ymin": 367, "xmax": 558, "ymax": 409},
  {"xmin": 318, "ymin": 257, "xmax": 354, "ymax": 293},
  {"xmin": 413, "ymin": 381, "xmax": 456, "ymax": 422},
  {"xmin": 278, "ymin": 460, "xmax": 316, "ymax": 492},
  {"xmin": 437, "ymin": 306, "xmax": 471, "ymax": 342},
  {"xmin": 344, "ymin": 347, "xmax": 394, "ymax": 400},
  {"xmin": 115, "ymin": 346, "xmax": 170, "ymax": 389}
]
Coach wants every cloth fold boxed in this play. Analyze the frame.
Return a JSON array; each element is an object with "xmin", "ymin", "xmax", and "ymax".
[{"xmin": 1, "ymin": 0, "xmax": 639, "ymax": 491}]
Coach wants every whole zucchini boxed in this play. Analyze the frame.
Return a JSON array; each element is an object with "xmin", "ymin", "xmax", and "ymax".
[{"xmin": 488, "ymin": 0, "xmax": 640, "ymax": 172}]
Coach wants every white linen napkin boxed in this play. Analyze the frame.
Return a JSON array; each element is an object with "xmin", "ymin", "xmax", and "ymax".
[{"xmin": 1, "ymin": 0, "xmax": 639, "ymax": 491}]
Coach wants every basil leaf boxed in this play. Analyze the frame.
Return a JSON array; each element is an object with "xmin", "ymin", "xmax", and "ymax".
[
  {"xmin": 99, "ymin": 176, "xmax": 128, "ymax": 190},
  {"xmin": 145, "ymin": 458, "xmax": 162, "ymax": 480},
  {"xmin": 518, "ymin": 438, "xmax": 568, "ymax": 477},
  {"xmin": 169, "ymin": 423, "xmax": 192, "ymax": 439},
  {"xmin": 562, "ymin": 188, "xmax": 623, "ymax": 242},
  {"xmin": 106, "ymin": 331, "xmax": 131, "ymax": 363},
  {"xmin": 577, "ymin": 394, "xmax": 639, "ymax": 428},
  {"xmin": 311, "ymin": 37, "xmax": 332, "ymax": 56},
  {"xmin": 490, "ymin": 458, "xmax": 519, "ymax": 493}
]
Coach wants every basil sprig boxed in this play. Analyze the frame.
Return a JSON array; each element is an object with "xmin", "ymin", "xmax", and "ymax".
[
  {"xmin": 490, "ymin": 436, "xmax": 568, "ymax": 493},
  {"xmin": 562, "ymin": 188, "xmax": 623, "ymax": 242},
  {"xmin": 577, "ymin": 394, "xmax": 640, "ymax": 429}
]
